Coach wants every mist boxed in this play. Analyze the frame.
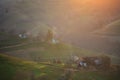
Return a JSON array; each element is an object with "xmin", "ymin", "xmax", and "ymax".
[{"xmin": 0, "ymin": 0, "xmax": 120, "ymax": 55}]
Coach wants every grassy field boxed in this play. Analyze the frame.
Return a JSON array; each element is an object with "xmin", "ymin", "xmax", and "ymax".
[
  {"xmin": 0, "ymin": 32, "xmax": 120, "ymax": 64},
  {"xmin": 0, "ymin": 32, "xmax": 28, "ymax": 48},
  {"xmin": 0, "ymin": 54, "xmax": 64, "ymax": 80},
  {"xmin": 0, "ymin": 53, "xmax": 120, "ymax": 80},
  {"xmin": 0, "ymin": 32, "xmax": 120, "ymax": 80},
  {"xmin": 1, "ymin": 41, "xmax": 120, "ymax": 64}
]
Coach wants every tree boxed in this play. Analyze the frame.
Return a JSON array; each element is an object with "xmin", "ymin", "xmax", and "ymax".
[{"xmin": 45, "ymin": 29, "xmax": 54, "ymax": 43}]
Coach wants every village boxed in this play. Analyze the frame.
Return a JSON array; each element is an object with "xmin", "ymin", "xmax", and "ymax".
[
  {"xmin": 0, "ymin": 0, "xmax": 120, "ymax": 80},
  {"xmin": 0, "ymin": 27, "xmax": 119, "ymax": 80},
  {"xmin": 7, "ymin": 28, "xmax": 119, "ymax": 72}
]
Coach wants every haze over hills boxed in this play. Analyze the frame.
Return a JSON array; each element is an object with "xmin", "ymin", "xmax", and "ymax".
[
  {"xmin": 64, "ymin": 19, "xmax": 120, "ymax": 57},
  {"xmin": 0, "ymin": 0, "xmax": 120, "ymax": 57},
  {"xmin": 0, "ymin": 0, "xmax": 120, "ymax": 35},
  {"xmin": 0, "ymin": 1, "xmax": 120, "ymax": 80}
]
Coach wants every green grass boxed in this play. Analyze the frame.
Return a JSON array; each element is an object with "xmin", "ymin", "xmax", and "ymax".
[
  {"xmin": 73, "ymin": 71, "xmax": 120, "ymax": 80},
  {"xmin": 0, "ymin": 54, "xmax": 64, "ymax": 80},
  {"xmin": 0, "ymin": 41, "xmax": 104, "ymax": 62},
  {"xmin": 0, "ymin": 54, "xmax": 120, "ymax": 80},
  {"xmin": 9, "ymin": 43, "xmax": 120, "ymax": 64},
  {"xmin": 0, "ymin": 32, "xmax": 120, "ymax": 80},
  {"xmin": 0, "ymin": 32, "xmax": 119, "ymax": 64},
  {"xmin": 0, "ymin": 32, "xmax": 28, "ymax": 48}
]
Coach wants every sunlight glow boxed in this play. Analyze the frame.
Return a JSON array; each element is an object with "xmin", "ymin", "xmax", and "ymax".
[{"xmin": 69, "ymin": 0, "xmax": 115, "ymax": 8}]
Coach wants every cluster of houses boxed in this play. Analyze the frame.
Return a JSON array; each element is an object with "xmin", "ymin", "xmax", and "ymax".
[
  {"xmin": 18, "ymin": 34, "xmax": 27, "ymax": 39},
  {"xmin": 72, "ymin": 55, "xmax": 111, "ymax": 70},
  {"xmin": 16, "ymin": 28, "xmax": 111, "ymax": 71},
  {"xmin": 51, "ymin": 55, "xmax": 111, "ymax": 70},
  {"xmin": 18, "ymin": 28, "xmax": 59, "ymax": 44}
]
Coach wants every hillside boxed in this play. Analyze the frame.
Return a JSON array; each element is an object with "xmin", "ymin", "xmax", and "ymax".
[
  {"xmin": 0, "ymin": 32, "xmax": 28, "ymax": 48},
  {"xmin": 96, "ymin": 20, "xmax": 120, "ymax": 36},
  {"xmin": 0, "ymin": 32, "xmax": 120, "ymax": 64},
  {"xmin": 0, "ymin": 54, "xmax": 64, "ymax": 80},
  {"xmin": 0, "ymin": 39, "xmax": 100, "ymax": 62},
  {"xmin": 0, "ymin": 0, "xmax": 120, "ymax": 57},
  {"xmin": 0, "ymin": 53, "xmax": 120, "ymax": 80},
  {"xmin": 0, "ymin": 1, "xmax": 120, "ymax": 80}
]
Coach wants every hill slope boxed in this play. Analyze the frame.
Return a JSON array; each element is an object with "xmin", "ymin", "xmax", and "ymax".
[
  {"xmin": 0, "ymin": 54, "xmax": 64, "ymax": 80},
  {"xmin": 96, "ymin": 20, "xmax": 120, "ymax": 36},
  {"xmin": 0, "ymin": 53, "xmax": 120, "ymax": 80},
  {"xmin": 0, "ymin": 36, "xmax": 120, "ymax": 64},
  {"xmin": 0, "ymin": 31, "xmax": 120, "ymax": 64}
]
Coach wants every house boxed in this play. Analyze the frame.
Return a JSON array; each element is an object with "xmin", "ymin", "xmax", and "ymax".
[
  {"xmin": 18, "ymin": 34, "xmax": 27, "ymax": 39},
  {"xmin": 77, "ymin": 56, "xmax": 111, "ymax": 70}
]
